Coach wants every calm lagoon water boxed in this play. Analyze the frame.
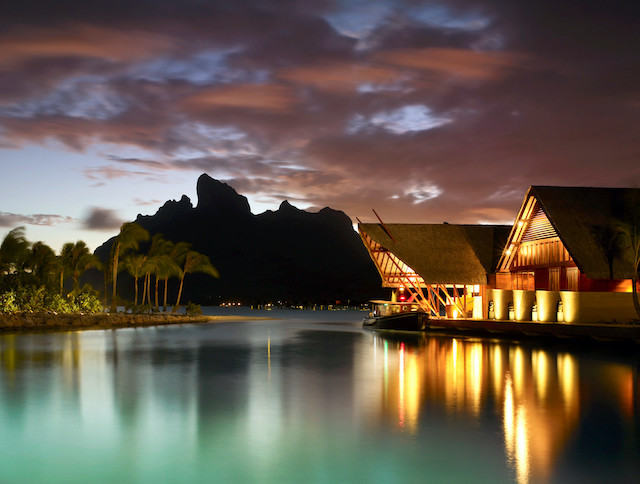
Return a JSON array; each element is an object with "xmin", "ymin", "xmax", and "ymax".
[{"xmin": 1, "ymin": 308, "xmax": 639, "ymax": 483}]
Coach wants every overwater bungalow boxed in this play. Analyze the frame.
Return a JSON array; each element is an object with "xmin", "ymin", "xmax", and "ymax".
[
  {"xmin": 494, "ymin": 186, "xmax": 640, "ymax": 324},
  {"xmin": 359, "ymin": 186, "xmax": 640, "ymax": 331},
  {"xmin": 358, "ymin": 223, "xmax": 510, "ymax": 319}
]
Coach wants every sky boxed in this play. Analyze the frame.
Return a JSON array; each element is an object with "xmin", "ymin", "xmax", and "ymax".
[{"xmin": 1, "ymin": 0, "xmax": 638, "ymax": 252}]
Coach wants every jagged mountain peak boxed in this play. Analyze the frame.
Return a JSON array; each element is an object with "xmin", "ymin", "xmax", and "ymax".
[{"xmin": 196, "ymin": 174, "xmax": 251, "ymax": 216}]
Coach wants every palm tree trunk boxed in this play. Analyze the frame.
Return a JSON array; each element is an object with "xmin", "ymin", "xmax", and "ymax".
[
  {"xmin": 134, "ymin": 275, "xmax": 139, "ymax": 306},
  {"xmin": 154, "ymin": 277, "xmax": 159, "ymax": 312},
  {"xmin": 141, "ymin": 273, "xmax": 148, "ymax": 305},
  {"xmin": 163, "ymin": 277, "xmax": 169, "ymax": 311},
  {"xmin": 111, "ymin": 242, "xmax": 120, "ymax": 305},
  {"xmin": 146, "ymin": 272, "xmax": 152, "ymax": 307},
  {"xmin": 174, "ymin": 274, "xmax": 186, "ymax": 312}
]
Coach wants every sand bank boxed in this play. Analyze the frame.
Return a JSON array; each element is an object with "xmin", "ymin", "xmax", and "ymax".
[{"xmin": 0, "ymin": 312, "xmax": 272, "ymax": 333}]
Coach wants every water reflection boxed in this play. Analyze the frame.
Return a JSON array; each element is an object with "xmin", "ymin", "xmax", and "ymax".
[
  {"xmin": 1, "ymin": 320, "xmax": 639, "ymax": 483},
  {"xmin": 366, "ymin": 333, "xmax": 639, "ymax": 483}
]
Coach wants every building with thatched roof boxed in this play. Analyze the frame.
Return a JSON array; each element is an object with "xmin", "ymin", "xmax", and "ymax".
[
  {"xmin": 494, "ymin": 186, "xmax": 640, "ymax": 323},
  {"xmin": 359, "ymin": 223, "xmax": 510, "ymax": 319},
  {"xmin": 359, "ymin": 186, "xmax": 640, "ymax": 324}
]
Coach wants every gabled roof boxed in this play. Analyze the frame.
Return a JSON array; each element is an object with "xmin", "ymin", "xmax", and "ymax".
[
  {"xmin": 359, "ymin": 223, "xmax": 511, "ymax": 285},
  {"xmin": 505, "ymin": 186, "xmax": 640, "ymax": 279}
]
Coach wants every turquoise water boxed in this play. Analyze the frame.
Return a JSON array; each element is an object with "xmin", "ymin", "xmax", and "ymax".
[{"xmin": 1, "ymin": 309, "xmax": 639, "ymax": 483}]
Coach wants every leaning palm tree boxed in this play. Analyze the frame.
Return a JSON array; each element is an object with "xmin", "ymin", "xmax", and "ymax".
[
  {"xmin": 110, "ymin": 222, "xmax": 149, "ymax": 307},
  {"xmin": 174, "ymin": 250, "xmax": 219, "ymax": 311},
  {"xmin": 0, "ymin": 226, "xmax": 30, "ymax": 279},
  {"xmin": 60, "ymin": 241, "xmax": 102, "ymax": 294},
  {"xmin": 161, "ymin": 241, "xmax": 190, "ymax": 310}
]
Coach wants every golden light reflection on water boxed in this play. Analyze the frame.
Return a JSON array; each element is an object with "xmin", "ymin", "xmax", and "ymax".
[
  {"xmin": 366, "ymin": 333, "xmax": 638, "ymax": 484},
  {"xmin": 1, "ymin": 325, "xmax": 639, "ymax": 483}
]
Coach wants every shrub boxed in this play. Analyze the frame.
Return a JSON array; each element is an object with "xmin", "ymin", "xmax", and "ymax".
[
  {"xmin": 186, "ymin": 301, "xmax": 202, "ymax": 315},
  {"xmin": 0, "ymin": 291, "xmax": 18, "ymax": 313},
  {"xmin": 45, "ymin": 293, "xmax": 72, "ymax": 313},
  {"xmin": 0, "ymin": 286, "xmax": 103, "ymax": 314},
  {"xmin": 73, "ymin": 292, "xmax": 102, "ymax": 314},
  {"xmin": 14, "ymin": 285, "xmax": 46, "ymax": 312}
]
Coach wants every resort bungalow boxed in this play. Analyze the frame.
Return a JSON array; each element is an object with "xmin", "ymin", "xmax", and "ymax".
[
  {"xmin": 360, "ymin": 186, "xmax": 640, "ymax": 325},
  {"xmin": 358, "ymin": 223, "xmax": 510, "ymax": 319},
  {"xmin": 494, "ymin": 186, "xmax": 640, "ymax": 324}
]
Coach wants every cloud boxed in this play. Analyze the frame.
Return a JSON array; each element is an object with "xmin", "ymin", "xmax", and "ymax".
[
  {"xmin": 0, "ymin": 0, "xmax": 638, "ymax": 238},
  {"xmin": 376, "ymin": 47, "xmax": 527, "ymax": 80},
  {"xmin": 278, "ymin": 62, "xmax": 404, "ymax": 93},
  {"xmin": 0, "ymin": 23, "xmax": 173, "ymax": 66},
  {"xmin": 346, "ymin": 105, "xmax": 451, "ymax": 134},
  {"xmin": 83, "ymin": 207, "xmax": 123, "ymax": 230},
  {"xmin": 0, "ymin": 212, "xmax": 75, "ymax": 228},
  {"xmin": 182, "ymin": 84, "xmax": 298, "ymax": 113}
]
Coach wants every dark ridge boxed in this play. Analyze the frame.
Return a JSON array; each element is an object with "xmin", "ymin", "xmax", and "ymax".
[{"xmin": 92, "ymin": 174, "xmax": 383, "ymax": 305}]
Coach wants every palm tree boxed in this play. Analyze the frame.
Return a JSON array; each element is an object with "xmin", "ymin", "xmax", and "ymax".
[
  {"xmin": 121, "ymin": 253, "xmax": 147, "ymax": 306},
  {"xmin": 140, "ymin": 234, "xmax": 171, "ymax": 310},
  {"xmin": 161, "ymin": 241, "xmax": 190, "ymax": 310},
  {"xmin": 110, "ymin": 222, "xmax": 149, "ymax": 307},
  {"xmin": 174, "ymin": 250, "xmax": 219, "ymax": 311},
  {"xmin": 0, "ymin": 226, "xmax": 30, "ymax": 279},
  {"xmin": 28, "ymin": 241, "xmax": 58, "ymax": 288},
  {"xmin": 60, "ymin": 241, "xmax": 102, "ymax": 294}
]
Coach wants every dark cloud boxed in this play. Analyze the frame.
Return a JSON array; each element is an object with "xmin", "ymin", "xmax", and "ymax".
[
  {"xmin": 0, "ymin": 0, "xmax": 638, "ymax": 228},
  {"xmin": 83, "ymin": 207, "xmax": 124, "ymax": 230},
  {"xmin": 0, "ymin": 212, "xmax": 75, "ymax": 228}
]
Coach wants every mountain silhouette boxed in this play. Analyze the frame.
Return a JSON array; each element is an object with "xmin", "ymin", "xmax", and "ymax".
[{"xmin": 94, "ymin": 174, "xmax": 383, "ymax": 305}]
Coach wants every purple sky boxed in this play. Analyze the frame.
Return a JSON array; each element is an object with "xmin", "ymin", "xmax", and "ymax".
[{"xmin": 1, "ymin": 0, "xmax": 638, "ymax": 251}]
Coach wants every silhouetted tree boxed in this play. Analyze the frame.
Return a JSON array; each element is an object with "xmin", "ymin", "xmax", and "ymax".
[
  {"xmin": 174, "ymin": 251, "xmax": 219, "ymax": 311},
  {"xmin": 28, "ymin": 241, "xmax": 57, "ymax": 289},
  {"xmin": 122, "ymin": 253, "xmax": 147, "ymax": 306},
  {"xmin": 0, "ymin": 227, "xmax": 30, "ymax": 281},
  {"xmin": 60, "ymin": 241, "xmax": 102, "ymax": 294},
  {"xmin": 161, "ymin": 241, "xmax": 190, "ymax": 310},
  {"xmin": 110, "ymin": 222, "xmax": 149, "ymax": 308}
]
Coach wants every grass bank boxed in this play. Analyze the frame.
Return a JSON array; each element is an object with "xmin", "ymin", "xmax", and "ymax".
[{"xmin": 0, "ymin": 312, "xmax": 272, "ymax": 333}]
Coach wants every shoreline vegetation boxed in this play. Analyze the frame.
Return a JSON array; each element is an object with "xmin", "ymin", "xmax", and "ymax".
[
  {"xmin": 0, "ymin": 312, "xmax": 273, "ymax": 334},
  {"xmin": 1, "ymin": 224, "xmax": 226, "ymax": 334}
]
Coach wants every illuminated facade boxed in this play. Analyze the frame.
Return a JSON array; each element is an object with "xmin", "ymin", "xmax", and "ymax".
[
  {"xmin": 359, "ymin": 223, "xmax": 510, "ymax": 319},
  {"xmin": 494, "ymin": 186, "xmax": 640, "ymax": 323},
  {"xmin": 360, "ymin": 186, "xmax": 640, "ymax": 324}
]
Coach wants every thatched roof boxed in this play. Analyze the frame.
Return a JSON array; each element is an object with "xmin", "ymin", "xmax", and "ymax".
[
  {"xmin": 359, "ymin": 223, "xmax": 511, "ymax": 285},
  {"xmin": 527, "ymin": 186, "xmax": 640, "ymax": 279}
]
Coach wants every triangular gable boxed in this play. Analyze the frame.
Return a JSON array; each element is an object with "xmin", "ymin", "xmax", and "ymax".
[
  {"xmin": 498, "ymin": 186, "xmax": 640, "ymax": 279},
  {"xmin": 497, "ymin": 191, "xmax": 572, "ymax": 272}
]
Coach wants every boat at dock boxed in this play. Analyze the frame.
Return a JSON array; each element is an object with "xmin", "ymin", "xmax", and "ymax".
[{"xmin": 363, "ymin": 301, "xmax": 429, "ymax": 331}]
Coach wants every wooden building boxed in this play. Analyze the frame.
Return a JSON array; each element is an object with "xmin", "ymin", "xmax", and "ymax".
[
  {"xmin": 358, "ymin": 223, "xmax": 510, "ymax": 318},
  {"xmin": 494, "ymin": 186, "xmax": 640, "ymax": 323},
  {"xmin": 360, "ymin": 186, "xmax": 640, "ymax": 324}
]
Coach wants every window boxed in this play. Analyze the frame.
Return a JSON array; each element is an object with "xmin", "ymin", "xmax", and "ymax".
[
  {"xmin": 513, "ymin": 271, "xmax": 534, "ymax": 290},
  {"xmin": 566, "ymin": 267, "xmax": 579, "ymax": 291},
  {"xmin": 549, "ymin": 267, "xmax": 561, "ymax": 291}
]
